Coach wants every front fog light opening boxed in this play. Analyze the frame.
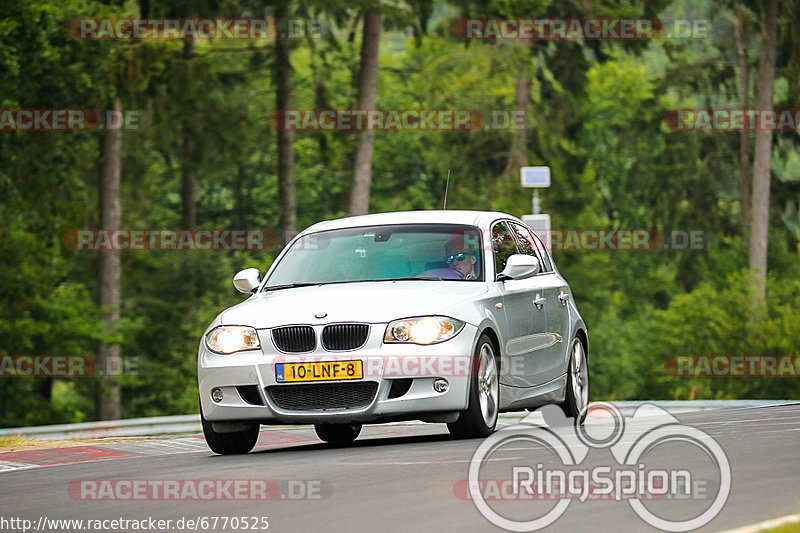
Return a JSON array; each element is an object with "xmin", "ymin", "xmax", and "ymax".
[
  {"xmin": 211, "ymin": 388, "xmax": 223, "ymax": 403},
  {"xmin": 433, "ymin": 378, "xmax": 449, "ymax": 393}
]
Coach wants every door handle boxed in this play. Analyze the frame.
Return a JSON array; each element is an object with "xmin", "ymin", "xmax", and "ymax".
[
  {"xmin": 558, "ymin": 291, "xmax": 570, "ymax": 305},
  {"xmin": 533, "ymin": 294, "xmax": 546, "ymax": 308}
]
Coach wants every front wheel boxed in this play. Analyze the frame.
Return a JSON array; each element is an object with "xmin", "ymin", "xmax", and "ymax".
[
  {"xmin": 560, "ymin": 336, "xmax": 588, "ymax": 424},
  {"xmin": 201, "ymin": 413, "xmax": 259, "ymax": 455},
  {"xmin": 314, "ymin": 423, "xmax": 362, "ymax": 444},
  {"xmin": 448, "ymin": 334, "xmax": 499, "ymax": 438}
]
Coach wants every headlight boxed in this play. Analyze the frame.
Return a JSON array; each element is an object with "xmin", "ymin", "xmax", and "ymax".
[
  {"xmin": 384, "ymin": 316, "xmax": 465, "ymax": 345},
  {"xmin": 206, "ymin": 326, "xmax": 261, "ymax": 354}
]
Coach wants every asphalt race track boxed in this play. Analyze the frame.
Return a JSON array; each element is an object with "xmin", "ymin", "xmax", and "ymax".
[{"xmin": 1, "ymin": 404, "xmax": 798, "ymax": 532}]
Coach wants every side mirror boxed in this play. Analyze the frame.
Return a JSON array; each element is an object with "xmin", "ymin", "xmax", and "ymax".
[
  {"xmin": 233, "ymin": 268, "xmax": 262, "ymax": 294},
  {"xmin": 498, "ymin": 254, "xmax": 540, "ymax": 281}
]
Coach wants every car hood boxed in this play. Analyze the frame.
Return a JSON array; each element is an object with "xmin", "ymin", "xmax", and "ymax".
[{"xmin": 220, "ymin": 281, "xmax": 488, "ymax": 328}]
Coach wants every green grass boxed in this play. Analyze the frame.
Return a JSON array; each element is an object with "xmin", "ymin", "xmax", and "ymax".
[{"xmin": 761, "ymin": 523, "xmax": 800, "ymax": 533}]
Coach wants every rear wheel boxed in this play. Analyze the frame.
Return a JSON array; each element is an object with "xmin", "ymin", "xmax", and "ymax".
[
  {"xmin": 201, "ymin": 413, "xmax": 259, "ymax": 455},
  {"xmin": 560, "ymin": 337, "xmax": 588, "ymax": 424},
  {"xmin": 314, "ymin": 423, "xmax": 362, "ymax": 444},
  {"xmin": 448, "ymin": 334, "xmax": 499, "ymax": 438}
]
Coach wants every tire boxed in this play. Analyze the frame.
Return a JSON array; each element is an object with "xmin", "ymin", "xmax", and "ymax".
[
  {"xmin": 447, "ymin": 334, "xmax": 499, "ymax": 438},
  {"xmin": 201, "ymin": 412, "xmax": 259, "ymax": 455},
  {"xmin": 314, "ymin": 423, "xmax": 362, "ymax": 444},
  {"xmin": 560, "ymin": 336, "xmax": 589, "ymax": 424}
]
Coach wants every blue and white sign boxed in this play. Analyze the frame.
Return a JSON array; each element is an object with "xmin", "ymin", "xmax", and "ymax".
[{"xmin": 520, "ymin": 166, "xmax": 551, "ymax": 188}]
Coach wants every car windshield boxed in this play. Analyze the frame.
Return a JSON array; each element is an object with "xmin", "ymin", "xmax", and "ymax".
[{"xmin": 264, "ymin": 224, "xmax": 484, "ymax": 289}]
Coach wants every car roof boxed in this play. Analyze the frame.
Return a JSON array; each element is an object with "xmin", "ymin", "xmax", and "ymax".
[{"xmin": 299, "ymin": 210, "xmax": 521, "ymax": 235}]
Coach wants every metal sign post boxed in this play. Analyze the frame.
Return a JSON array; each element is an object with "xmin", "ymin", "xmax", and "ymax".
[{"xmin": 520, "ymin": 166, "xmax": 552, "ymax": 250}]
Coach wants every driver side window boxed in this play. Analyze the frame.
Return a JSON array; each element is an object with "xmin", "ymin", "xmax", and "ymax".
[{"xmin": 492, "ymin": 222, "xmax": 519, "ymax": 276}]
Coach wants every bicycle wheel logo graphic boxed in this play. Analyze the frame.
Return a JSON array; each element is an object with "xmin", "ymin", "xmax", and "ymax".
[{"xmin": 467, "ymin": 402, "xmax": 731, "ymax": 532}]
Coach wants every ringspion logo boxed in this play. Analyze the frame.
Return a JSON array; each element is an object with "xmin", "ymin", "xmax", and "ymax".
[{"xmin": 465, "ymin": 403, "xmax": 730, "ymax": 531}]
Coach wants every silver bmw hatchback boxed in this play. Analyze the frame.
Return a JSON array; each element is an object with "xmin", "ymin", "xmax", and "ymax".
[{"xmin": 198, "ymin": 210, "xmax": 588, "ymax": 454}]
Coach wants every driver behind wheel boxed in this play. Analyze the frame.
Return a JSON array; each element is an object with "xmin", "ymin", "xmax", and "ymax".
[{"xmin": 444, "ymin": 241, "xmax": 478, "ymax": 280}]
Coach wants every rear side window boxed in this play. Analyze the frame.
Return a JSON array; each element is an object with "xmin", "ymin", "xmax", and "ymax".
[
  {"xmin": 491, "ymin": 222, "xmax": 518, "ymax": 275},
  {"xmin": 531, "ymin": 232, "xmax": 554, "ymax": 272}
]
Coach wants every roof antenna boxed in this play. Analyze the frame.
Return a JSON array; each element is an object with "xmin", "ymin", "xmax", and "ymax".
[{"xmin": 442, "ymin": 169, "xmax": 451, "ymax": 210}]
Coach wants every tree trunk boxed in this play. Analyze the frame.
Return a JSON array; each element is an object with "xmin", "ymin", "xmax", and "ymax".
[
  {"xmin": 275, "ymin": 0, "xmax": 296, "ymax": 245},
  {"xmin": 503, "ymin": 73, "xmax": 529, "ymax": 179},
  {"xmin": 181, "ymin": 132, "xmax": 196, "ymax": 229},
  {"xmin": 181, "ymin": 39, "xmax": 196, "ymax": 230},
  {"xmin": 734, "ymin": 3, "xmax": 751, "ymax": 241},
  {"xmin": 748, "ymin": 0, "xmax": 778, "ymax": 305},
  {"xmin": 348, "ymin": 2, "xmax": 381, "ymax": 216},
  {"xmin": 96, "ymin": 98, "xmax": 122, "ymax": 421}
]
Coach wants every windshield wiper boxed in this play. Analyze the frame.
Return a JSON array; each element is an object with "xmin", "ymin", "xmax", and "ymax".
[{"xmin": 263, "ymin": 282, "xmax": 319, "ymax": 292}]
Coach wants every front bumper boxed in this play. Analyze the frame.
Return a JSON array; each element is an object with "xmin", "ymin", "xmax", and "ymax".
[{"xmin": 198, "ymin": 323, "xmax": 478, "ymax": 425}]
